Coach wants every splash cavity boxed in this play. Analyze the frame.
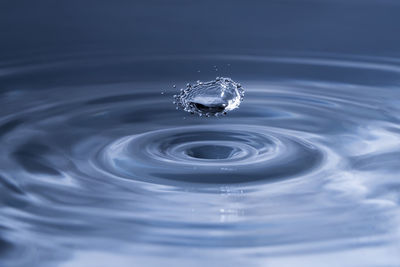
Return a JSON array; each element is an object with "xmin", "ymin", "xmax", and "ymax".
[{"xmin": 173, "ymin": 77, "xmax": 244, "ymax": 116}]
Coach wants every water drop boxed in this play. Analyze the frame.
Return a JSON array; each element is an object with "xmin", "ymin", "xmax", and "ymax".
[{"xmin": 174, "ymin": 77, "xmax": 244, "ymax": 116}]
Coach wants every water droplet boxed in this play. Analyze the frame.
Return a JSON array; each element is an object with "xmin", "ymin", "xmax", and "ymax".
[{"xmin": 174, "ymin": 77, "xmax": 244, "ymax": 116}]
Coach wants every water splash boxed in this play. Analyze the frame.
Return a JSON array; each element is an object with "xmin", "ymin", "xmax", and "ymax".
[{"xmin": 174, "ymin": 77, "xmax": 244, "ymax": 116}]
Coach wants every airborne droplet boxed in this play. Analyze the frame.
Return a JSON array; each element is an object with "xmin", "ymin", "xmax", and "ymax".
[{"xmin": 174, "ymin": 77, "xmax": 244, "ymax": 116}]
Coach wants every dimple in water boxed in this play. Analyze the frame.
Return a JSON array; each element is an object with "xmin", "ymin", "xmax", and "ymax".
[{"xmin": 173, "ymin": 77, "xmax": 244, "ymax": 116}]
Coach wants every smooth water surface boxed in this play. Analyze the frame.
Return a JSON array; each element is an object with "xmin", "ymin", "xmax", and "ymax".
[{"xmin": 1, "ymin": 1, "xmax": 400, "ymax": 267}]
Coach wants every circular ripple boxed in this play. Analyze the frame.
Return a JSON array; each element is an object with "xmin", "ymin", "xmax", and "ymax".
[
  {"xmin": 98, "ymin": 125, "xmax": 323, "ymax": 184},
  {"xmin": 1, "ymin": 54, "xmax": 399, "ymax": 264}
]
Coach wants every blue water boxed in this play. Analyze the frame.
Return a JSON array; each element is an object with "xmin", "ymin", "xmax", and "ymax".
[{"xmin": 1, "ymin": 1, "xmax": 400, "ymax": 267}]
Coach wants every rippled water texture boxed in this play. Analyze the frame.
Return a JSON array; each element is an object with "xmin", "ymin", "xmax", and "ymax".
[{"xmin": 1, "ymin": 54, "xmax": 400, "ymax": 266}]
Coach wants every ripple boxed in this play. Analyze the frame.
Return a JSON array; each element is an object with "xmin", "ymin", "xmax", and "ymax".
[
  {"xmin": 98, "ymin": 125, "xmax": 323, "ymax": 184},
  {"xmin": 1, "ymin": 53, "xmax": 400, "ymax": 266}
]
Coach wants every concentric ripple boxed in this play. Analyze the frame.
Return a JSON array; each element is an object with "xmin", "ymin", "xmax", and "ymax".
[
  {"xmin": 1, "ymin": 54, "xmax": 400, "ymax": 267},
  {"xmin": 99, "ymin": 125, "xmax": 323, "ymax": 184}
]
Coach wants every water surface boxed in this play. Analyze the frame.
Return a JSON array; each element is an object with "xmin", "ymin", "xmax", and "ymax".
[
  {"xmin": 1, "ymin": 54, "xmax": 400, "ymax": 266},
  {"xmin": 1, "ymin": 1, "xmax": 400, "ymax": 266}
]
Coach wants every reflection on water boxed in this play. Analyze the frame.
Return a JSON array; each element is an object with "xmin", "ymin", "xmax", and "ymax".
[{"xmin": 0, "ymin": 54, "xmax": 400, "ymax": 266}]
